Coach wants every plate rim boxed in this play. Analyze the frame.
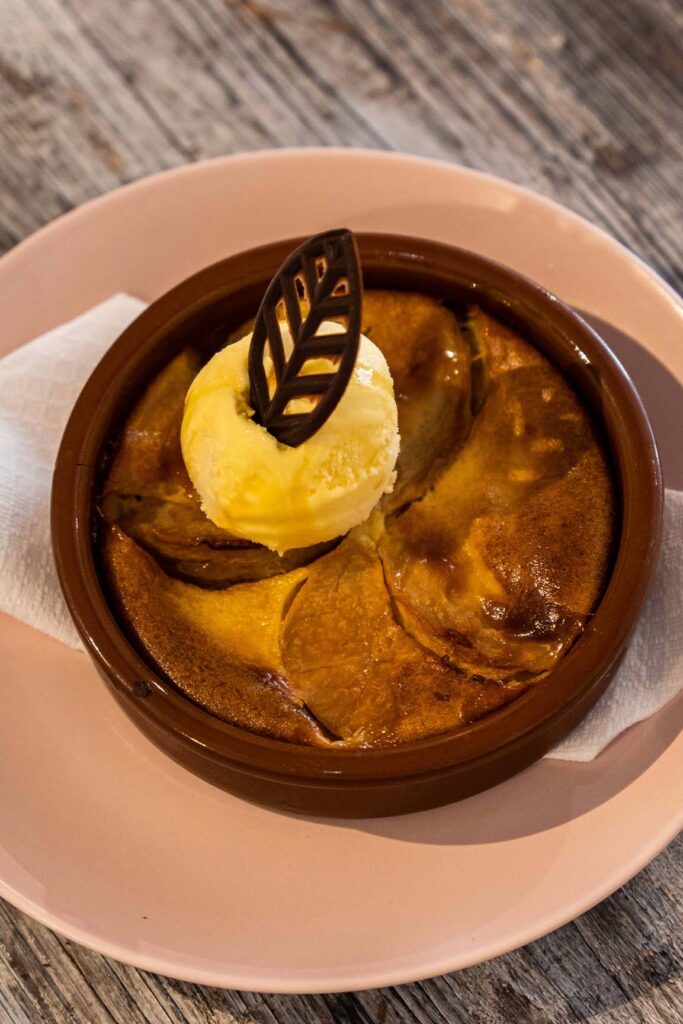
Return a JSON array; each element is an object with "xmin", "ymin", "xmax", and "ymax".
[
  {"xmin": 2, "ymin": 147, "xmax": 681, "ymax": 313},
  {"xmin": 0, "ymin": 760, "xmax": 680, "ymax": 992}
]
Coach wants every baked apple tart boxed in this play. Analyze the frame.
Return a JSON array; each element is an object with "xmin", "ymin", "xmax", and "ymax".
[{"xmin": 100, "ymin": 284, "xmax": 616, "ymax": 748}]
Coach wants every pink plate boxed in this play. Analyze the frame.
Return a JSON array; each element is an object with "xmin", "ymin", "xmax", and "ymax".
[{"xmin": 0, "ymin": 150, "xmax": 681, "ymax": 993}]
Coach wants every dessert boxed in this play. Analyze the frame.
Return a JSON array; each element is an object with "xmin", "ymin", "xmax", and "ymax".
[{"xmin": 100, "ymin": 232, "xmax": 616, "ymax": 749}]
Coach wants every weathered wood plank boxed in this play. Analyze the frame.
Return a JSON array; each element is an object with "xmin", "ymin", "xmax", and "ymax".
[
  {"xmin": 0, "ymin": 0, "xmax": 681, "ymax": 286},
  {"xmin": 0, "ymin": 0, "xmax": 681, "ymax": 1020}
]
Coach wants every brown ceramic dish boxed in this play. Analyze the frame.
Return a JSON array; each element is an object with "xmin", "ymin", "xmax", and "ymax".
[{"xmin": 51, "ymin": 234, "xmax": 662, "ymax": 817}]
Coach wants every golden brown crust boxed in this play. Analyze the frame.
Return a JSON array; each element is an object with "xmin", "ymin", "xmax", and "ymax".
[
  {"xmin": 101, "ymin": 526, "xmax": 328, "ymax": 746},
  {"xmin": 105, "ymin": 348, "xmax": 201, "ymax": 498}
]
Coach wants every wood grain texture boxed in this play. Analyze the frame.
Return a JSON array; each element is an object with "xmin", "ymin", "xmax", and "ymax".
[{"xmin": 0, "ymin": 0, "xmax": 681, "ymax": 1020}]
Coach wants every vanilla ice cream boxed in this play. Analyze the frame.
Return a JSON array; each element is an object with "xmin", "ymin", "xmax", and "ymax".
[{"xmin": 181, "ymin": 322, "xmax": 400, "ymax": 553}]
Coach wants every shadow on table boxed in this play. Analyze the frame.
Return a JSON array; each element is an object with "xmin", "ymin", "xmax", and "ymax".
[
  {"xmin": 307, "ymin": 314, "xmax": 683, "ymax": 846},
  {"xmin": 323, "ymin": 693, "xmax": 683, "ymax": 846}
]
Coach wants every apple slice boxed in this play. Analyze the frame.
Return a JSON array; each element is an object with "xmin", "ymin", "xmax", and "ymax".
[
  {"xmin": 282, "ymin": 531, "xmax": 520, "ymax": 746},
  {"xmin": 379, "ymin": 308, "xmax": 616, "ymax": 678},
  {"xmin": 101, "ymin": 526, "xmax": 329, "ymax": 745},
  {"xmin": 361, "ymin": 291, "xmax": 473, "ymax": 510}
]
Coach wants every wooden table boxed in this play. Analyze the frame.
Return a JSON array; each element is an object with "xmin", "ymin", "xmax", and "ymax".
[{"xmin": 1, "ymin": 1, "xmax": 681, "ymax": 1020}]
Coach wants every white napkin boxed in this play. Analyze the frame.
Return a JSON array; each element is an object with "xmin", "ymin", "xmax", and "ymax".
[
  {"xmin": 0, "ymin": 296, "xmax": 145, "ymax": 647},
  {"xmin": 0, "ymin": 298, "xmax": 680, "ymax": 761},
  {"xmin": 547, "ymin": 488, "xmax": 682, "ymax": 760}
]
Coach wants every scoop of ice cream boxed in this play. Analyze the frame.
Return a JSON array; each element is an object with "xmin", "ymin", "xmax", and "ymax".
[{"xmin": 181, "ymin": 321, "xmax": 400, "ymax": 553}]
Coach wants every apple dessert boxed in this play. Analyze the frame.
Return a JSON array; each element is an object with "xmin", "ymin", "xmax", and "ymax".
[{"xmin": 100, "ymin": 233, "xmax": 615, "ymax": 748}]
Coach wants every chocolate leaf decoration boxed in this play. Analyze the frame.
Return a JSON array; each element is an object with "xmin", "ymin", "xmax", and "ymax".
[{"xmin": 248, "ymin": 228, "xmax": 363, "ymax": 447}]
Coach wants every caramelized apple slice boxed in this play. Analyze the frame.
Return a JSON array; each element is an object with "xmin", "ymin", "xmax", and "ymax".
[
  {"xmin": 100, "ymin": 493, "xmax": 335, "ymax": 586},
  {"xmin": 282, "ymin": 532, "xmax": 524, "ymax": 746},
  {"xmin": 379, "ymin": 308, "xmax": 615, "ymax": 678},
  {"xmin": 102, "ymin": 349, "xmax": 335, "ymax": 585},
  {"xmin": 101, "ymin": 526, "xmax": 329, "ymax": 745},
  {"xmin": 361, "ymin": 292, "xmax": 473, "ymax": 509}
]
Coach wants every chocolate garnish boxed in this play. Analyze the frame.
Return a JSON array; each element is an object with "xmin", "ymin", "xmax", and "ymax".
[{"xmin": 248, "ymin": 228, "xmax": 362, "ymax": 447}]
